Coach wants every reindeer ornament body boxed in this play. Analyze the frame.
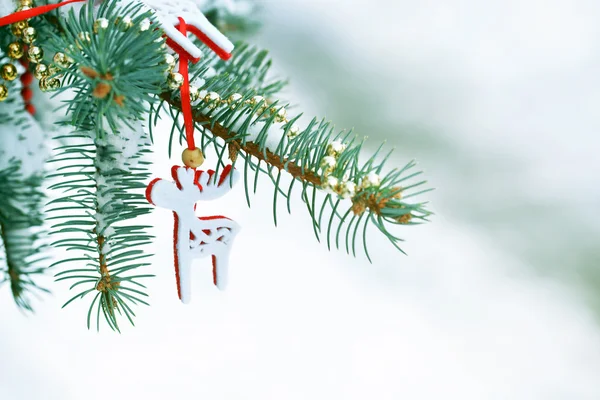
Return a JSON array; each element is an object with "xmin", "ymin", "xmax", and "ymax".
[{"xmin": 146, "ymin": 165, "xmax": 240, "ymax": 303}]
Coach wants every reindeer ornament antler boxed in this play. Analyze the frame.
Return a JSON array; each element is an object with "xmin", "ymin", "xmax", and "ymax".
[{"xmin": 146, "ymin": 166, "xmax": 240, "ymax": 303}]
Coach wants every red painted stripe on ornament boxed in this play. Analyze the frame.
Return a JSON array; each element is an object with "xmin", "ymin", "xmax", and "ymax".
[
  {"xmin": 218, "ymin": 165, "xmax": 233, "ymax": 186},
  {"xmin": 164, "ymin": 37, "xmax": 201, "ymax": 64},
  {"xmin": 145, "ymin": 178, "xmax": 162, "ymax": 205},
  {"xmin": 173, "ymin": 212, "xmax": 182, "ymax": 300},
  {"xmin": 193, "ymin": 169, "xmax": 204, "ymax": 191},
  {"xmin": 171, "ymin": 166, "xmax": 184, "ymax": 190},
  {"xmin": 184, "ymin": 25, "xmax": 232, "ymax": 61},
  {"xmin": 198, "ymin": 215, "xmax": 230, "ymax": 221},
  {"xmin": 212, "ymin": 255, "xmax": 217, "ymax": 286}
]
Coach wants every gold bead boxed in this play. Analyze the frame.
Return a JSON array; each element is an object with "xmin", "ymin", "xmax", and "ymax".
[
  {"xmin": 167, "ymin": 72, "xmax": 184, "ymax": 89},
  {"xmin": 323, "ymin": 176, "xmax": 339, "ymax": 194},
  {"xmin": 53, "ymin": 52, "xmax": 71, "ymax": 69},
  {"xmin": 326, "ymin": 140, "xmax": 346, "ymax": 156},
  {"xmin": 48, "ymin": 64, "xmax": 63, "ymax": 78},
  {"xmin": 248, "ymin": 95, "xmax": 267, "ymax": 113},
  {"xmin": 20, "ymin": 0, "xmax": 33, "ymax": 6},
  {"xmin": 286, "ymin": 124, "xmax": 300, "ymax": 139},
  {"xmin": 34, "ymin": 63, "xmax": 49, "ymax": 79},
  {"xmin": 271, "ymin": 106, "xmax": 287, "ymax": 122},
  {"xmin": 248, "ymin": 95, "xmax": 264, "ymax": 106},
  {"xmin": 182, "ymin": 148, "xmax": 205, "ymax": 169},
  {"xmin": 204, "ymin": 91, "xmax": 220, "ymax": 108},
  {"xmin": 1, "ymin": 64, "xmax": 18, "ymax": 81},
  {"xmin": 27, "ymin": 46, "xmax": 43, "ymax": 63},
  {"xmin": 360, "ymin": 172, "xmax": 381, "ymax": 189},
  {"xmin": 155, "ymin": 36, "xmax": 167, "ymax": 49},
  {"xmin": 164, "ymin": 53, "xmax": 176, "ymax": 71},
  {"xmin": 118, "ymin": 16, "xmax": 133, "ymax": 31},
  {"xmin": 189, "ymin": 85, "xmax": 200, "ymax": 102},
  {"xmin": 139, "ymin": 18, "xmax": 151, "ymax": 32},
  {"xmin": 22, "ymin": 26, "xmax": 36, "ymax": 44},
  {"xmin": 76, "ymin": 31, "xmax": 91, "ymax": 49},
  {"xmin": 93, "ymin": 18, "xmax": 109, "ymax": 34},
  {"xmin": 320, "ymin": 155, "xmax": 337, "ymax": 173},
  {"xmin": 39, "ymin": 77, "xmax": 60, "ymax": 92},
  {"xmin": 228, "ymin": 93, "xmax": 242, "ymax": 104},
  {"xmin": 0, "ymin": 84, "xmax": 8, "ymax": 101},
  {"xmin": 11, "ymin": 20, "xmax": 28, "ymax": 36},
  {"xmin": 336, "ymin": 181, "xmax": 356, "ymax": 199},
  {"xmin": 7, "ymin": 42, "xmax": 24, "ymax": 59}
]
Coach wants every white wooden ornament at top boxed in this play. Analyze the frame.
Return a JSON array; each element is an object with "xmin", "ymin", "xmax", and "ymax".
[
  {"xmin": 146, "ymin": 165, "xmax": 240, "ymax": 304},
  {"xmin": 53, "ymin": 0, "xmax": 235, "ymax": 60},
  {"xmin": 134, "ymin": 0, "xmax": 235, "ymax": 60}
]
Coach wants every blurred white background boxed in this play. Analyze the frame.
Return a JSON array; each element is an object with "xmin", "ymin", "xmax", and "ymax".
[{"xmin": 2, "ymin": 0, "xmax": 600, "ymax": 399}]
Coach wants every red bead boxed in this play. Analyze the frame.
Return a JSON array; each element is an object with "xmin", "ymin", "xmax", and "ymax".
[
  {"xmin": 21, "ymin": 87, "xmax": 33, "ymax": 102},
  {"xmin": 20, "ymin": 59, "xmax": 29, "ymax": 68},
  {"xmin": 20, "ymin": 71, "xmax": 34, "ymax": 86},
  {"xmin": 25, "ymin": 103, "xmax": 36, "ymax": 115}
]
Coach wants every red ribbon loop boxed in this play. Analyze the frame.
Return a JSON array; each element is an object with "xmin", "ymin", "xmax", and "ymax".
[{"xmin": 175, "ymin": 17, "xmax": 196, "ymax": 151}]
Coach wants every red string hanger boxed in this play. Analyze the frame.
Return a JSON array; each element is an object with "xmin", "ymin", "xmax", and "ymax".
[
  {"xmin": 164, "ymin": 14, "xmax": 234, "ymax": 168},
  {"xmin": 0, "ymin": 0, "xmax": 85, "ymax": 27}
]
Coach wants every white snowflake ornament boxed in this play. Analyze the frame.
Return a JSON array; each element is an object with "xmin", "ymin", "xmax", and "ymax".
[{"xmin": 146, "ymin": 165, "xmax": 240, "ymax": 303}]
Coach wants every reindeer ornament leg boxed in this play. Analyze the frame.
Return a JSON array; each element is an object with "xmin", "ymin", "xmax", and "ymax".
[{"xmin": 146, "ymin": 165, "xmax": 240, "ymax": 303}]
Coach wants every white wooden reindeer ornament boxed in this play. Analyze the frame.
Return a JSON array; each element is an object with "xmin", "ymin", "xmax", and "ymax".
[{"xmin": 146, "ymin": 165, "xmax": 240, "ymax": 303}]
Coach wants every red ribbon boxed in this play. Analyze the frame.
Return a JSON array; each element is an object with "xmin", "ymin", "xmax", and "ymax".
[
  {"xmin": 175, "ymin": 17, "xmax": 196, "ymax": 150},
  {"xmin": 0, "ymin": 0, "xmax": 85, "ymax": 27},
  {"xmin": 169, "ymin": 17, "xmax": 233, "ymax": 151}
]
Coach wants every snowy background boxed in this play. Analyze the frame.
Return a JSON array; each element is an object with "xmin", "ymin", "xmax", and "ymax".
[{"xmin": 2, "ymin": 0, "xmax": 600, "ymax": 399}]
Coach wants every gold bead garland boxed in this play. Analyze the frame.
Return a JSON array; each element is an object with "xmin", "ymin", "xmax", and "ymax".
[
  {"xmin": 1, "ymin": 9, "xmax": 159, "ymax": 101},
  {"xmin": 162, "ymin": 72, "xmax": 361, "ymax": 199},
  {"xmin": 317, "ymin": 138, "xmax": 362, "ymax": 199},
  {"xmin": 0, "ymin": 0, "xmax": 66, "ymax": 101},
  {"xmin": 159, "ymin": 45, "xmax": 369, "ymax": 203},
  {"xmin": 165, "ymin": 69, "xmax": 302, "ymax": 141}
]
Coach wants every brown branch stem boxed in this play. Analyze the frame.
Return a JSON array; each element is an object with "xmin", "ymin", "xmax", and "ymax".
[{"xmin": 161, "ymin": 93, "xmax": 323, "ymax": 187}]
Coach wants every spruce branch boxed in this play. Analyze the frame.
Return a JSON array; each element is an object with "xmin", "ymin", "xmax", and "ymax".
[
  {"xmin": 160, "ymin": 45, "xmax": 431, "ymax": 260},
  {"xmin": 46, "ymin": 0, "xmax": 166, "ymax": 135},
  {"xmin": 8, "ymin": 0, "xmax": 432, "ymax": 329},
  {"xmin": 40, "ymin": 1, "xmax": 430, "ymax": 264},
  {"xmin": 0, "ymin": 163, "xmax": 49, "ymax": 311},
  {"xmin": 48, "ymin": 130, "xmax": 154, "ymax": 331}
]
